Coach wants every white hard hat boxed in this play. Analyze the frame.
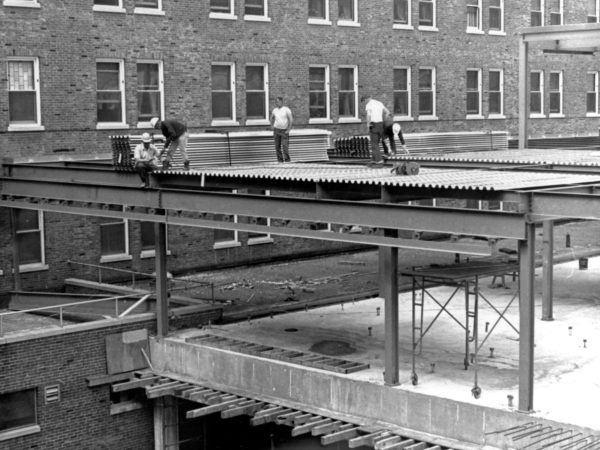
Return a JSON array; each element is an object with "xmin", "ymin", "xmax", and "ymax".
[
  {"xmin": 150, "ymin": 117, "xmax": 160, "ymax": 128},
  {"xmin": 392, "ymin": 123, "xmax": 401, "ymax": 135},
  {"xmin": 141, "ymin": 132, "xmax": 152, "ymax": 143}
]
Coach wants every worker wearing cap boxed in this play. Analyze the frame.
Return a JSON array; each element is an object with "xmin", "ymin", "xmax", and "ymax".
[
  {"xmin": 150, "ymin": 117, "xmax": 190, "ymax": 170},
  {"xmin": 133, "ymin": 132, "xmax": 162, "ymax": 188}
]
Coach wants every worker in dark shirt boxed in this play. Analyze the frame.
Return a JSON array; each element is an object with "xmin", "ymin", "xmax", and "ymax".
[{"xmin": 150, "ymin": 117, "xmax": 190, "ymax": 170}]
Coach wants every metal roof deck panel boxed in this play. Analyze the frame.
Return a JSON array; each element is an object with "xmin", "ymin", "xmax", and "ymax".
[{"xmin": 164, "ymin": 163, "xmax": 600, "ymax": 191}]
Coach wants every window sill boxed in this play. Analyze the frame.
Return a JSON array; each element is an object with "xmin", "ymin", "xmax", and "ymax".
[
  {"xmin": 134, "ymin": 7, "xmax": 165, "ymax": 16},
  {"xmin": 19, "ymin": 263, "xmax": 49, "ymax": 273},
  {"xmin": 140, "ymin": 249, "xmax": 171, "ymax": 259},
  {"xmin": 245, "ymin": 119, "xmax": 270, "ymax": 126},
  {"xmin": 394, "ymin": 116, "xmax": 413, "ymax": 122},
  {"xmin": 110, "ymin": 401, "xmax": 144, "ymax": 415},
  {"xmin": 308, "ymin": 18, "xmax": 332, "ymax": 25},
  {"xmin": 8, "ymin": 124, "xmax": 45, "ymax": 132},
  {"xmin": 96, "ymin": 123, "xmax": 129, "ymax": 130},
  {"xmin": 488, "ymin": 114, "xmax": 506, "ymax": 119},
  {"xmin": 0, "ymin": 425, "xmax": 41, "ymax": 442},
  {"xmin": 213, "ymin": 241, "xmax": 242, "ymax": 250},
  {"xmin": 417, "ymin": 115, "xmax": 438, "ymax": 121},
  {"xmin": 466, "ymin": 114, "xmax": 485, "ymax": 120},
  {"xmin": 209, "ymin": 12, "xmax": 237, "ymax": 20},
  {"xmin": 93, "ymin": 5, "xmax": 126, "ymax": 13},
  {"xmin": 393, "ymin": 23, "xmax": 413, "ymax": 30},
  {"xmin": 586, "ymin": 112, "xmax": 600, "ymax": 117},
  {"xmin": 466, "ymin": 28, "xmax": 484, "ymax": 34},
  {"xmin": 244, "ymin": 15, "xmax": 271, "ymax": 22},
  {"xmin": 529, "ymin": 113, "xmax": 546, "ymax": 119},
  {"xmin": 418, "ymin": 25, "xmax": 438, "ymax": 32},
  {"xmin": 308, "ymin": 118, "xmax": 333, "ymax": 124},
  {"xmin": 549, "ymin": 113, "xmax": 565, "ymax": 118},
  {"xmin": 337, "ymin": 20, "xmax": 360, "ymax": 27},
  {"xmin": 338, "ymin": 117, "xmax": 360, "ymax": 123},
  {"xmin": 488, "ymin": 30, "xmax": 506, "ymax": 36},
  {"xmin": 248, "ymin": 236, "xmax": 274, "ymax": 246},
  {"xmin": 210, "ymin": 120, "xmax": 240, "ymax": 127},
  {"xmin": 100, "ymin": 254, "xmax": 133, "ymax": 263},
  {"xmin": 3, "ymin": 0, "xmax": 40, "ymax": 7}
]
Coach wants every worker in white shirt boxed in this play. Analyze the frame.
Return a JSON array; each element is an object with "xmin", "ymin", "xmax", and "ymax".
[
  {"xmin": 270, "ymin": 97, "xmax": 294, "ymax": 163},
  {"xmin": 361, "ymin": 95, "xmax": 389, "ymax": 166},
  {"xmin": 133, "ymin": 132, "xmax": 162, "ymax": 188}
]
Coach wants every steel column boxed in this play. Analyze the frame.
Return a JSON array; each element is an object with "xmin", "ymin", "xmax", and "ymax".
[
  {"xmin": 381, "ymin": 229, "xmax": 399, "ymax": 386},
  {"xmin": 155, "ymin": 221, "xmax": 169, "ymax": 337},
  {"xmin": 518, "ymin": 38, "xmax": 529, "ymax": 150},
  {"xmin": 542, "ymin": 220, "xmax": 554, "ymax": 321},
  {"xmin": 518, "ymin": 222, "xmax": 536, "ymax": 412}
]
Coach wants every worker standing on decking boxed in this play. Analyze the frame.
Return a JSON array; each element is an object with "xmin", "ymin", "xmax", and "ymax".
[
  {"xmin": 361, "ymin": 95, "xmax": 388, "ymax": 166},
  {"xmin": 270, "ymin": 97, "xmax": 293, "ymax": 163},
  {"xmin": 150, "ymin": 117, "xmax": 190, "ymax": 170}
]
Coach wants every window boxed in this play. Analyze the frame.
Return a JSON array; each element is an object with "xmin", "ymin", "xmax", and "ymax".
[
  {"xmin": 466, "ymin": 0, "xmax": 482, "ymax": 32},
  {"xmin": 338, "ymin": 66, "xmax": 358, "ymax": 121},
  {"xmin": 466, "ymin": 69, "xmax": 482, "ymax": 117},
  {"xmin": 338, "ymin": 0, "xmax": 358, "ymax": 25},
  {"xmin": 393, "ymin": 0, "xmax": 411, "ymax": 27},
  {"xmin": 100, "ymin": 215, "xmax": 130, "ymax": 261},
  {"xmin": 587, "ymin": 72, "xmax": 599, "ymax": 115},
  {"xmin": 309, "ymin": 65, "xmax": 330, "ymax": 122},
  {"xmin": 418, "ymin": 0, "xmax": 436, "ymax": 28},
  {"xmin": 246, "ymin": 64, "xmax": 269, "ymax": 124},
  {"xmin": 7, "ymin": 58, "xmax": 43, "ymax": 131},
  {"xmin": 210, "ymin": 0, "xmax": 236, "ymax": 18},
  {"xmin": 530, "ymin": 70, "xmax": 544, "ymax": 116},
  {"xmin": 134, "ymin": 0, "xmax": 163, "ymax": 14},
  {"xmin": 247, "ymin": 189, "xmax": 273, "ymax": 244},
  {"xmin": 549, "ymin": 71, "xmax": 563, "ymax": 116},
  {"xmin": 531, "ymin": 0, "xmax": 544, "ymax": 26},
  {"xmin": 418, "ymin": 67, "xmax": 436, "ymax": 118},
  {"xmin": 489, "ymin": 0, "xmax": 504, "ymax": 33},
  {"xmin": 550, "ymin": 0, "xmax": 562, "ymax": 24},
  {"xmin": 211, "ymin": 63, "xmax": 237, "ymax": 125},
  {"xmin": 588, "ymin": 0, "xmax": 599, "ymax": 22},
  {"xmin": 140, "ymin": 222, "xmax": 169, "ymax": 258},
  {"xmin": 137, "ymin": 62, "xmax": 163, "ymax": 125},
  {"xmin": 308, "ymin": 0, "xmax": 330, "ymax": 24},
  {"xmin": 0, "ymin": 389, "xmax": 38, "ymax": 438},
  {"xmin": 489, "ymin": 69, "xmax": 504, "ymax": 117},
  {"xmin": 15, "ymin": 209, "xmax": 45, "ymax": 269},
  {"xmin": 244, "ymin": 0, "xmax": 268, "ymax": 20},
  {"xmin": 96, "ymin": 60, "xmax": 125, "ymax": 128},
  {"xmin": 93, "ymin": 0, "xmax": 125, "ymax": 12},
  {"xmin": 214, "ymin": 191, "xmax": 240, "ymax": 249},
  {"xmin": 393, "ymin": 67, "xmax": 411, "ymax": 118}
]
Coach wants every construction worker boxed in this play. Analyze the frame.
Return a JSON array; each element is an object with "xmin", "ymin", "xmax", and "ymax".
[
  {"xmin": 133, "ymin": 132, "xmax": 162, "ymax": 188},
  {"xmin": 150, "ymin": 117, "xmax": 190, "ymax": 170}
]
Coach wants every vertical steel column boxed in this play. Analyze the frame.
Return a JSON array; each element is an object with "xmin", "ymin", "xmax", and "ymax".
[
  {"xmin": 518, "ymin": 222, "xmax": 536, "ymax": 412},
  {"xmin": 380, "ymin": 231, "xmax": 399, "ymax": 386},
  {"xmin": 10, "ymin": 209, "xmax": 22, "ymax": 291},
  {"xmin": 518, "ymin": 38, "xmax": 530, "ymax": 150},
  {"xmin": 542, "ymin": 220, "xmax": 554, "ymax": 321},
  {"xmin": 155, "ymin": 221, "xmax": 169, "ymax": 337}
]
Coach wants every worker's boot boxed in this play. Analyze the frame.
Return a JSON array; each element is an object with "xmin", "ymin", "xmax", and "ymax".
[
  {"xmin": 183, "ymin": 160, "xmax": 190, "ymax": 170},
  {"xmin": 162, "ymin": 160, "xmax": 170, "ymax": 171}
]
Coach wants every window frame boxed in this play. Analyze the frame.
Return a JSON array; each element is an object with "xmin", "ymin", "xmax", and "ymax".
[
  {"xmin": 549, "ymin": 0, "xmax": 563, "ymax": 25},
  {"xmin": 99, "ymin": 211, "xmax": 131, "ymax": 263},
  {"xmin": 96, "ymin": 59, "xmax": 127, "ymax": 130},
  {"xmin": 7, "ymin": 57, "xmax": 44, "ymax": 132},
  {"xmin": 417, "ymin": 66, "xmax": 437, "ymax": 120},
  {"xmin": 466, "ymin": 0, "xmax": 483, "ymax": 34},
  {"xmin": 213, "ymin": 190, "xmax": 241, "ymax": 249},
  {"xmin": 488, "ymin": 69, "xmax": 505, "ymax": 118},
  {"xmin": 211, "ymin": 62, "xmax": 238, "ymax": 126},
  {"xmin": 489, "ymin": 0, "xmax": 505, "ymax": 35},
  {"xmin": 14, "ymin": 209, "xmax": 48, "ymax": 273},
  {"xmin": 93, "ymin": 0, "xmax": 126, "ymax": 13},
  {"xmin": 247, "ymin": 189, "xmax": 274, "ymax": 245},
  {"xmin": 245, "ymin": 63, "xmax": 270, "ymax": 125},
  {"xmin": 418, "ymin": 0, "xmax": 437, "ymax": 31},
  {"xmin": 308, "ymin": 64, "xmax": 331, "ymax": 124},
  {"xmin": 244, "ymin": 0, "xmax": 270, "ymax": 22},
  {"xmin": 308, "ymin": 0, "xmax": 331, "ymax": 25},
  {"xmin": 393, "ymin": 0, "xmax": 412, "ymax": 29},
  {"xmin": 0, "ymin": 389, "xmax": 40, "ymax": 441},
  {"xmin": 136, "ymin": 60, "xmax": 165, "ymax": 127},
  {"xmin": 209, "ymin": 0, "xmax": 237, "ymax": 20},
  {"xmin": 140, "ymin": 222, "xmax": 170, "ymax": 259},
  {"xmin": 586, "ymin": 71, "xmax": 599, "ymax": 116},
  {"xmin": 549, "ymin": 70, "xmax": 564, "ymax": 117},
  {"xmin": 466, "ymin": 68, "xmax": 483, "ymax": 119},
  {"xmin": 530, "ymin": 70, "xmax": 545, "ymax": 117},
  {"xmin": 338, "ymin": 65, "xmax": 359, "ymax": 123},
  {"xmin": 393, "ymin": 66, "xmax": 412, "ymax": 120},
  {"xmin": 531, "ymin": 0, "xmax": 544, "ymax": 26},
  {"xmin": 134, "ymin": 0, "xmax": 165, "ymax": 16},
  {"xmin": 337, "ymin": 0, "xmax": 359, "ymax": 27},
  {"xmin": 587, "ymin": 0, "xmax": 599, "ymax": 23}
]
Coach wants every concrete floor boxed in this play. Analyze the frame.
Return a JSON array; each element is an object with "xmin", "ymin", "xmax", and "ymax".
[{"xmin": 205, "ymin": 256, "xmax": 600, "ymax": 432}]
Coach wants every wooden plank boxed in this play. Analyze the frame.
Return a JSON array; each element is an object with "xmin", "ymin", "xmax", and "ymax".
[
  {"xmin": 111, "ymin": 375, "xmax": 159, "ymax": 392},
  {"xmin": 87, "ymin": 370, "xmax": 135, "ymax": 387},
  {"xmin": 405, "ymin": 443, "xmax": 427, "ymax": 450},
  {"xmin": 178, "ymin": 387, "xmax": 207, "ymax": 399},
  {"xmin": 321, "ymin": 427, "xmax": 362, "ymax": 446},
  {"xmin": 146, "ymin": 381, "xmax": 187, "ymax": 398},
  {"xmin": 221, "ymin": 401, "xmax": 264, "ymax": 419},
  {"xmin": 385, "ymin": 439, "xmax": 416, "ymax": 449},
  {"xmin": 250, "ymin": 407, "xmax": 292, "ymax": 426},
  {"xmin": 275, "ymin": 411, "xmax": 303, "ymax": 425},
  {"xmin": 375, "ymin": 436, "xmax": 403, "ymax": 450},
  {"xmin": 186, "ymin": 398, "xmax": 242, "ymax": 419},
  {"xmin": 291, "ymin": 418, "xmax": 329, "ymax": 437},
  {"xmin": 311, "ymin": 420, "xmax": 344, "ymax": 436},
  {"xmin": 206, "ymin": 394, "xmax": 237, "ymax": 405},
  {"xmin": 349, "ymin": 431, "xmax": 391, "ymax": 448},
  {"xmin": 187, "ymin": 388, "xmax": 216, "ymax": 401}
]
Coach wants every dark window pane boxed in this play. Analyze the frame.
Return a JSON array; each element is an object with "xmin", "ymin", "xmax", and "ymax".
[
  {"xmin": 394, "ymin": 0, "xmax": 409, "ymax": 23},
  {"xmin": 531, "ymin": 11, "xmax": 542, "ymax": 26},
  {"xmin": 0, "ymin": 390, "xmax": 36, "ymax": 432},
  {"xmin": 339, "ymin": 92, "xmax": 355, "ymax": 116},
  {"xmin": 587, "ymin": 92, "xmax": 597, "ymax": 113},
  {"xmin": 309, "ymin": 0, "xmax": 325, "ymax": 18},
  {"xmin": 95, "ymin": 0, "xmax": 119, "ymax": 5},
  {"xmin": 212, "ymin": 66, "xmax": 231, "ymax": 90},
  {"xmin": 245, "ymin": 0, "xmax": 264, "ymax": 15},
  {"xmin": 101, "ymin": 222, "xmax": 126, "ymax": 255},
  {"xmin": 135, "ymin": 0, "xmax": 158, "ymax": 7},
  {"xmin": 467, "ymin": 92, "xmax": 479, "ymax": 114},
  {"xmin": 338, "ymin": 0, "xmax": 353, "ymax": 20},
  {"xmin": 339, "ymin": 68, "xmax": 353, "ymax": 90},
  {"xmin": 530, "ymin": 73, "xmax": 541, "ymax": 91},
  {"xmin": 309, "ymin": 92, "xmax": 327, "ymax": 118},
  {"xmin": 490, "ymin": 9, "xmax": 501, "ymax": 29},
  {"xmin": 138, "ymin": 91, "xmax": 161, "ymax": 121},
  {"xmin": 419, "ymin": 92, "xmax": 433, "ymax": 115},
  {"xmin": 550, "ymin": 93, "xmax": 561, "ymax": 113},
  {"xmin": 210, "ymin": 0, "xmax": 230, "ymax": 13},
  {"xmin": 9, "ymin": 91, "xmax": 36, "ymax": 123},
  {"xmin": 530, "ymin": 93, "xmax": 541, "ymax": 113},
  {"xmin": 15, "ymin": 209, "xmax": 38, "ymax": 230},
  {"xmin": 419, "ymin": 69, "xmax": 432, "ymax": 89},
  {"xmin": 97, "ymin": 92, "xmax": 122, "ymax": 122},
  {"xmin": 550, "ymin": 73, "xmax": 560, "ymax": 90},
  {"xmin": 489, "ymin": 92, "xmax": 501, "ymax": 114},
  {"xmin": 246, "ymin": 92, "xmax": 265, "ymax": 118},
  {"xmin": 212, "ymin": 92, "xmax": 233, "ymax": 119},
  {"xmin": 394, "ymin": 92, "xmax": 409, "ymax": 115},
  {"xmin": 97, "ymin": 63, "xmax": 120, "ymax": 90},
  {"xmin": 490, "ymin": 71, "xmax": 500, "ymax": 91},
  {"xmin": 18, "ymin": 231, "xmax": 42, "ymax": 264},
  {"xmin": 246, "ymin": 66, "xmax": 264, "ymax": 90},
  {"xmin": 394, "ymin": 69, "xmax": 407, "ymax": 90},
  {"xmin": 467, "ymin": 71, "xmax": 479, "ymax": 89},
  {"xmin": 141, "ymin": 222, "xmax": 155, "ymax": 250},
  {"xmin": 419, "ymin": 1, "xmax": 433, "ymax": 26},
  {"xmin": 214, "ymin": 214, "xmax": 235, "ymax": 242}
]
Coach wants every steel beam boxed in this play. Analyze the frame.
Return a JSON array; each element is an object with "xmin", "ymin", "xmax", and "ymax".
[{"xmin": 530, "ymin": 191, "xmax": 600, "ymax": 220}]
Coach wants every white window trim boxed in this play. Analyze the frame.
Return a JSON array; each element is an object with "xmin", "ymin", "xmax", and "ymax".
[
  {"xmin": 309, "ymin": 64, "xmax": 331, "ymax": 124},
  {"xmin": 7, "ymin": 57, "xmax": 44, "ymax": 131},
  {"xmin": 531, "ymin": 0, "xmax": 544, "ymax": 26},
  {"xmin": 308, "ymin": 0, "xmax": 331, "ymax": 25},
  {"xmin": 136, "ymin": 60, "xmax": 165, "ymax": 128},
  {"xmin": 337, "ymin": 0, "xmax": 359, "ymax": 27},
  {"xmin": 393, "ymin": 66, "xmax": 412, "ymax": 120},
  {"xmin": 211, "ymin": 62, "xmax": 237, "ymax": 126},
  {"xmin": 466, "ymin": 0, "xmax": 483, "ymax": 34},
  {"xmin": 134, "ymin": 4, "xmax": 165, "ymax": 16},
  {"xmin": 96, "ymin": 59, "xmax": 127, "ymax": 129},
  {"xmin": 488, "ymin": 0, "xmax": 505, "ymax": 35},
  {"xmin": 245, "ymin": 63, "xmax": 269, "ymax": 124},
  {"xmin": 243, "ymin": 0, "xmax": 270, "ymax": 21},
  {"xmin": 393, "ymin": 0, "xmax": 412, "ymax": 29},
  {"xmin": 466, "ymin": 68, "xmax": 482, "ymax": 119},
  {"xmin": 93, "ymin": 1, "xmax": 126, "ymax": 13},
  {"xmin": 550, "ymin": 0, "xmax": 563, "ymax": 25},
  {"xmin": 209, "ymin": 0, "xmax": 237, "ymax": 19},
  {"xmin": 15, "ymin": 210, "xmax": 46, "ymax": 270},
  {"xmin": 3, "ymin": 0, "xmax": 40, "ymax": 7},
  {"xmin": 0, "ymin": 425, "xmax": 41, "ymax": 442},
  {"xmin": 99, "ymin": 212, "xmax": 131, "ymax": 263},
  {"xmin": 418, "ymin": 0, "xmax": 437, "ymax": 31},
  {"xmin": 530, "ymin": 70, "xmax": 544, "ymax": 117},
  {"xmin": 588, "ymin": 0, "xmax": 599, "ymax": 22},
  {"xmin": 417, "ymin": 66, "xmax": 437, "ymax": 120},
  {"xmin": 586, "ymin": 71, "xmax": 599, "ymax": 117},
  {"xmin": 549, "ymin": 70, "xmax": 564, "ymax": 117},
  {"xmin": 488, "ymin": 69, "xmax": 505, "ymax": 118},
  {"xmin": 338, "ymin": 65, "xmax": 358, "ymax": 122}
]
